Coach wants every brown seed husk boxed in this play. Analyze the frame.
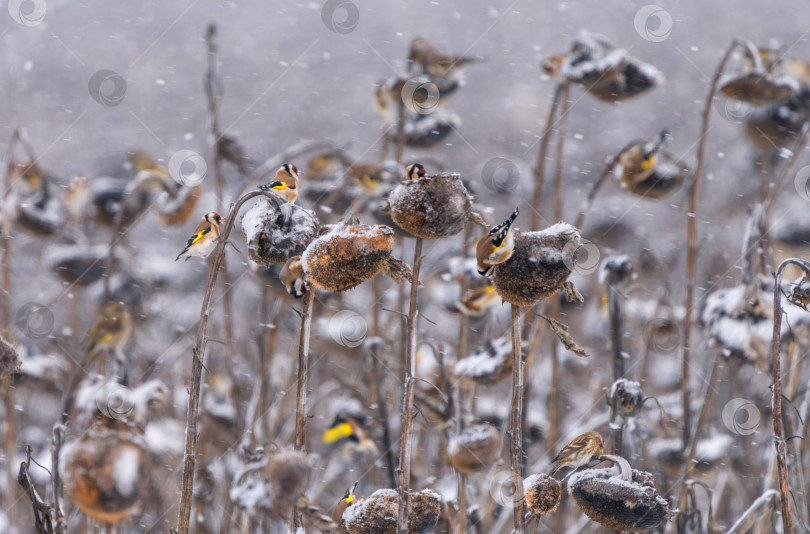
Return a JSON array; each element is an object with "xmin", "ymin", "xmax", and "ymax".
[
  {"xmin": 302, "ymin": 220, "xmax": 398, "ymax": 292},
  {"xmin": 0, "ymin": 337, "xmax": 20, "ymax": 378},
  {"xmin": 388, "ymin": 173, "xmax": 483, "ymax": 239},
  {"xmin": 523, "ymin": 474, "xmax": 562, "ymax": 517},
  {"xmin": 568, "ymin": 468, "xmax": 669, "ymax": 532},
  {"xmin": 343, "ymin": 488, "xmax": 441, "ymax": 534},
  {"xmin": 491, "ymin": 224, "xmax": 581, "ymax": 307},
  {"xmin": 62, "ymin": 422, "xmax": 147, "ymax": 525},
  {"xmin": 447, "ymin": 424, "xmax": 501, "ymax": 474},
  {"xmin": 242, "ymin": 197, "xmax": 320, "ymax": 266}
]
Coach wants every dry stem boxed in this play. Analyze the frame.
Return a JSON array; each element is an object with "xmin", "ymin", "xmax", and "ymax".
[
  {"xmin": 396, "ymin": 237, "xmax": 423, "ymax": 534},
  {"xmin": 510, "ymin": 304, "xmax": 525, "ymax": 533}
]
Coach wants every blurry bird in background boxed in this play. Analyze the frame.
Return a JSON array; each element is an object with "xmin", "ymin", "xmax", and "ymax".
[
  {"xmin": 64, "ymin": 174, "xmax": 92, "ymax": 227},
  {"xmin": 455, "ymin": 281, "xmax": 501, "ymax": 316},
  {"xmin": 280, "ymin": 255, "xmax": 309, "ymax": 298},
  {"xmin": 84, "ymin": 301, "xmax": 133, "ymax": 383},
  {"xmin": 548, "ymin": 430, "xmax": 604, "ymax": 477},
  {"xmin": 613, "ymin": 131, "xmax": 688, "ymax": 199},
  {"xmin": 743, "ymin": 46, "xmax": 810, "ymax": 86},
  {"xmin": 319, "ymin": 412, "xmax": 382, "ymax": 499},
  {"xmin": 407, "ymin": 36, "xmax": 482, "ymax": 96},
  {"xmin": 175, "ymin": 212, "xmax": 222, "ymax": 261},
  {"xmin": 476, "ymin": 207, "xmax": 519, "ymax": 276},
  {"xmin": 8, "ymin": 161, "xmax": 67, "ymax": 236},
  {"xmin": 258, "ymin": 163, "xmax": 301, "ymax": 203},
  {"xmin": 332, "ymin": 481, "xmax": 358, "ymax": 533},
  {"xmin": 347, "ymin": 162, "xmax": 392, "ymax": 196}
]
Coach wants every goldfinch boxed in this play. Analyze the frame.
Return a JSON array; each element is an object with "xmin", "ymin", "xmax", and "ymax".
[
  {"xmin": 332, "ymin": 481, "xmax": 358, "ymax": 532},
  {"xmin": 476, "ymin": 207, "xmax": 519, "ymax": 276},
  {"xmin": 279, "ymin": 255, "xmax": 309, "ymax": 298},
  {"xmin": 85, "ymin": 302, "xmax": 133, "ymax": 366},
  {"xmin": 403, "ymin": 163, "xmax": 427, "ymax": 182},
  {"xmin": 258, "ymin": 163, "xmax": 301, "ymax": 203},
  {"xmin": 455, "ymin": 282, "xmax": 501, "ymax": 316},
  {"xmin": 615, "ymin": 131, "xmax": 669, "ymax": 187},
  {"xmin": 408, "ymin": 37, "xmax": 480, "ymax": 96},
  {"xmin": 322, "ymin": 414, "xmax": 378, "ymax": 455},
  {"xmin": 175, "ymin": 212, "xmax": 222, "ymax": 261},
  {"xmin": 548, "ymin": 431, "xmax": 604, "ymax": 477},
  {"xmin": 348, "ymin": 162, "xmax": 389, "ymax": 195}
]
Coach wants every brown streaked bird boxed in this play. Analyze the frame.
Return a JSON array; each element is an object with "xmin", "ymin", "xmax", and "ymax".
[
  {"xmin": 64, "ymin": 174, "xmax": 91, "ymax": 223},
  {"xmin": 84, "ymin": 302, "xmax": 133, "ymax": 366},
  {"xmin": 408, "ymin": 36, "xmax": 480, "ymax": 83},
  {"xmin": 455, "ymin": 282, "xmax": 501, "ymax": 316},
  {"xmin": 176, "ymin": 212, "xmax": 222, "ymax": 261},
  {"xmin": 403, "ymin": 163, "xmax": 427, "ymax": 182},
  {"xmin": 279, "ymin": 255, "xmax": 309, "ymax": 298},
  {"xmin": 476, "ymin": 207, "xmax": 519, "ymax": 277},
  {"xmin": 548, "ymin": 431, "xmax": 604, "ymax": 477},
  {"xmin": 332, "ymin": 481, "xmax": 358, "ymax": 533},
  {"xmin": 258, "ymin": 163, "xmax": 301, "ymax": 203}
]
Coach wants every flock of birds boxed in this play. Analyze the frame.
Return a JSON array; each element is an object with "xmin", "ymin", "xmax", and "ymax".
[{"xmin": 5, "ymin": 25, "xmax": 810, "ymax": 534}]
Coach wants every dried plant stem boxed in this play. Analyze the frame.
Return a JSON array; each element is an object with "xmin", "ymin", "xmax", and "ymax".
[
  {"xmin": 4, "ymin": 376, "xmax": 16, "ymax": 529},
  {"xmin": 727, "ymin": 490, "xmax": 779, "ymax": 534},
  {"xmin": 531, "ymin": 82, "xmax": 566, "ymax": 231},
  {"xmin": 177, "ymin": 191, "xmax": 262, "ymax": 534},
  {"xmin": 395, "ymin": 98, "xmax": 406, "ymax": 164},
  {"xmin": 51, "ymin": 424, "xmax": 65, "ymax": 533},
  {"xmin": 606, "ymin": 281, "xmax": 624, "ymax": 456},
  {"xmin": 370, "ymin": 275, "xmax": 397, "ymax": 488},
  {"xmin": 457, "ymin": 473, "xmax": 468, "ymax": 534},
  {"xmin": 510, "ymin": 304, "xmax": 525, "ymax": 533},
  {"xmin": 205, "ymin": 24, "xmax": 236, "ymax": 360},
  {"xmin": 289, "ymin": 286, "xmax": 316, "ymax": 533},
  {"xmin": 681, "ymin": 38, "xmax": 746, "ymax": 451},
  {"xmin": 396, "ymin": 236, "xmax": 423, "ymax": 534},
  {"xmin": 553, "ymin": 82, "xmax": 570, "ymax": 222},
  {"xmin": 769, "ymin": 259, "xmax": 809, "ymax": 534}
]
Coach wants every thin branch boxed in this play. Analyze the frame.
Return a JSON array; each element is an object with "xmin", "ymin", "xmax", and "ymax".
[{"xmin": 510, "ymin": 304, "xmax": 525, "ymax": 533}]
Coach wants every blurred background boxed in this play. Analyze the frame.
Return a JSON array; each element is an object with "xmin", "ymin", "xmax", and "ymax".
[{"xmin": 3, "ymin": 0, "xmax": 810, "ymax": 532}]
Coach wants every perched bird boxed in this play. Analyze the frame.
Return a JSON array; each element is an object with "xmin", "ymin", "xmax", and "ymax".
[
  {"xmin": 9, "ymin": 162, "xmax": 66, "ymax": 236},
  {"xmin": 407, "ymin": 37, "xmax": 480, "ymax": 96},
  {"xmin": 745, "ymin": 46, "xmax": 810, "ymax": 86},
  {"xmin": 258, "ymin": 163, "xmax": 301, "ymax": 203},
  {"xmin": 403, "ymin": 163, "xmax": 427, "ymax": 182},
  {"xmin": 322, "ymin": 414, "xmax": 378, "ymax": 455},
  {"xmin": 614, "ymin": 131, "xmax": 687, "ymax": 199},
  {"xmin": 64, "ymin": 174, "xmax": 92, "ymax": 224},
  {"xmin": 332, "ymin": 481, "xmax": 358, "ymax": 533},
  {"xmin": 279, "ymin": 255, "xmax": 309, "ymax": 298},
  {"xmin": 175, "ymin": 212, "xmax": 222, "ymax": 261},
  {"xmin": 348, "ymin": 162, "xmax": 390, "ymax": 195},
  {"xmin": 548, "ymin": 431, "xmax": 604, "ymax": 477},
  {"xmin": 476, "ymin": 207, "xmax": 519, "ymax": 276},
  {"xmin": 455, "ymin": 282, "xmax": 501, "ymax": 316},
  {"xmin": 85, "ymin": 302, "xmax": 133, "ymax": 384}
]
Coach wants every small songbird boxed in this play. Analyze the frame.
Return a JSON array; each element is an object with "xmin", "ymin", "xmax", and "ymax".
[
  {"xmin": 408, "ymin": 37, "xmax": 480, "ymax": 94},
  {"xmin": 258, "ymin": 163, "xmax": 301, "ymax": 203},
  {"xmin": 85, "ymin": 302, "xmax": 133, "ymax": 366},
  {"xmin": 455, "ymin": 282, "xmax": 501, "ymax": 316},
  {"xmin": 64, "ymin": 174, "xmax": 91, "ymax": 224},
  {"xmin": 615, "ymin": 130, "xmax": 669, "ymax": 187},
  {"xmin": 548, "ymin": 431, "xmax": 604, "ymax": 477},
  {"xmin": 176, "ymin": 212, "xmax": 222, "ymax": 261},
  {"xmin": 279, "ymin": 255, "xmax": 309, "ymax": 298},
  {"xmin": 332, "ymin": 481, "xmax": 358, "ymax": 533},
  {"xmin": 348, "ymin": 162, "xmax": 390, "ymax": 195},
  {"xmin": 476, "ymin": 207, "xmax": 519, "ymax": 276},
  {"xmin": 322, "ymin": 414, "xmax": 378, "ymax": 455},
  {"xmin": 403, "ymin": 163, "xmax": 427, "ymax": 182}
]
